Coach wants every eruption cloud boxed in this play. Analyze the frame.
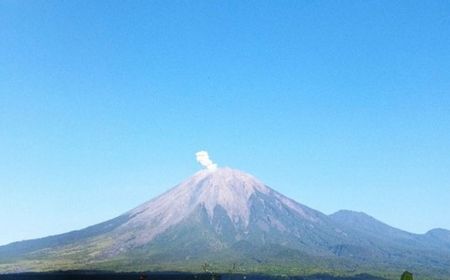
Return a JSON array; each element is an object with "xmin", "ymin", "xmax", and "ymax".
[{"xmin": 195, "ymin": 151, "xmax": 217, "ymax": 171}]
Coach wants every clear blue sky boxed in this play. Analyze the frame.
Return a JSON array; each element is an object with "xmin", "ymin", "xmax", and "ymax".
[{"xmin": 1, "ymin": 0, "xmax": 449, "ymax": 246}]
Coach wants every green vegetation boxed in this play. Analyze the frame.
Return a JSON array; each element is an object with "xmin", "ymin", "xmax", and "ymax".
[{"xmin": 401, "ymin": 271, "xmax": 413, "ymax": 280}]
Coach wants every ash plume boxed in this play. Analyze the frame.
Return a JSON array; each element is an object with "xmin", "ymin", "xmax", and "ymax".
[{"xmin": 195, "ymin": 151, "xmax": 217, "ymax": 171}]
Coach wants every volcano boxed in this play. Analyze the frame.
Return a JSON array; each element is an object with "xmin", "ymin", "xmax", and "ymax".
[{"xmin": 1, "ymin": 167, "xmax": 449, "ymax": 278}]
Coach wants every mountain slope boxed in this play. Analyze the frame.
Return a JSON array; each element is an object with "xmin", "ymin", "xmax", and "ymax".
[{"xmin": 0, "ymin": 168, "xmax": 449, "ymax": 279}]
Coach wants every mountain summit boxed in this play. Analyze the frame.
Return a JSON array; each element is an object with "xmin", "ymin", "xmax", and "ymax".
[
  {"xmin": 123, "ymin": 167, "xmax": 272, "ymax": 243},
  {"xmin": 96, "ymin": 167, "xmax": 336, "ymax": 257},
  {"xmin": 1, "ymin": 167, "xmax": 449, "ymax": 278}
]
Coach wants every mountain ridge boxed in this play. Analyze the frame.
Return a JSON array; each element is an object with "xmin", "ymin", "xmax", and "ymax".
[{"xmin": 1, "ymin": 167, "xmax": 449, "ymax": 279}]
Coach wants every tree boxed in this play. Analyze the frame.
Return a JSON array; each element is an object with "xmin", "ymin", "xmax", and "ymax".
[{"xmin": 401, "ymin": 271, "xmax": 413, "ymax": 280}]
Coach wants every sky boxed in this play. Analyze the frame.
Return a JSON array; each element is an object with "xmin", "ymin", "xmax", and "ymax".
[{"xmin": 1, "ymin": 0, "xmax": 449, "ymax": 246}]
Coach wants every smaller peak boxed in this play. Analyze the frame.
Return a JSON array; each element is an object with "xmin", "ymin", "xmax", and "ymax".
[
  {"xmin": 426, "ymin": 228, "xmax": 450, "ymax": 235},
  {"xmin": 330, "ymin": 210, "xmax": 385, "ymax": 226},
  {"xmin": 425, "ymin": 228, "xmax": 450, "ymax": 244},
  {"xmin": 331, "ymin": 210, "xmax": 370, "ymax": 217}
]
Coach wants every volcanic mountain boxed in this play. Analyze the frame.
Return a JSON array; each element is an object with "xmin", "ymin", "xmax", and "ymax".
[{"xmin": 1, "ymin": 167, "xmax": 449, "ymax": 278}]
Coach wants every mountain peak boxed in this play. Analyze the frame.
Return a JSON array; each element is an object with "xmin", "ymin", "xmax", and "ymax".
[
  {"xmin": 194, "ymin": 166, "xmax": 255, "ymax": 178},
  {"xmin": 425, "ymin": 228, "xmax": 450, "ymax": 242},
  {"xmin": 192, "ymin": 167, "xmax": 268, "ymax": 191},
  {"xmin": 117, "ymin": 167, "xmax": 271, "ymax": 245},
  {"xmin": 189, "ymin": 167, "xmax": 271, "ymax": 221}
]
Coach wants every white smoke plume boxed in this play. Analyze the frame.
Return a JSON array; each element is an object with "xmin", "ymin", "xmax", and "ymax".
[{"xmin": 195, "ymin": 151, "xmax": 217, "ymax": 171}]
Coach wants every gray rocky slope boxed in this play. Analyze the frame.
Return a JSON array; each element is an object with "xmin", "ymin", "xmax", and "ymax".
[{"xmin": 0, "ymin": 168, "xmax": 449, "ymax": 277}]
